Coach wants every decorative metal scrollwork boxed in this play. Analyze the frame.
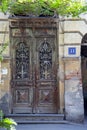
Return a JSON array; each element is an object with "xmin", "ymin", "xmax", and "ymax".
[
  {"xmin": 39, "ymin": 39, "xmax": 52, "ymax": 79},
  {"xmin": 15, "ymin": 42, "xmax": 29, "ymax": 79}
]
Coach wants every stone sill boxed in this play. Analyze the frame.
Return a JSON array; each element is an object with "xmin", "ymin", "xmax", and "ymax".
[{"xmin": 62, "ymin": 57, "xmax": 81, "ymax": 61}]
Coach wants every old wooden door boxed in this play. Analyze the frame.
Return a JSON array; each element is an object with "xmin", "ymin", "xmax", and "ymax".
[
  {"xmin": 34, "ymin": 37, "xmax": 58, "ymax": 113},
  {"xmin": 11, "ymin": 28, "xmax": 58, "ymax": 114}
]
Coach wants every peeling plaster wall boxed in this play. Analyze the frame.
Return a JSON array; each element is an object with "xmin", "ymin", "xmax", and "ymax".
[
  {"xmin": 59, "ymin": 18, "xmax": 86, "ymax": 122},
  {"xmin": 0, "ymin": 13, "xmax": 11, "ymax": 114}
]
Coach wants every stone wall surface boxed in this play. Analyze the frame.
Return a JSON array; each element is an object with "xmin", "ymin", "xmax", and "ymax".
[
  {"xmin": 65, "ymin": 79, "xmax": 84, "ymax": 122},
  {"xmin": 58, "ymin": 60, "xmax": 65, "ymax": 113},
  {"xmin": 0, "ymin": 60, "xmax": 11, "ymax": 114},
  {"xmin": 59, "ymin": 18, "xmax": 85, "ymax": 122},
  {"xmin": 0, "ymin": 13, "xmax": 10, "ymax": 114},
  {"xmin": 64, "ymin": 59, "xmax": 84, "ymax": 122},
  {"xmin": 64, "ymin": 20, "xmax": 87, "ymax": 35}
]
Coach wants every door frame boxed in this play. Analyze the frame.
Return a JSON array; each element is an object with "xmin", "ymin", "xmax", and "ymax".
[{"xmin": 9, "ymin": 18, "xmax": 60, "ymax": 114}]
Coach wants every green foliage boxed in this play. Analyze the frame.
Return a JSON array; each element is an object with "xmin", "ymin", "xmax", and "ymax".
[
  {"xmin": 0, "ymin": 43, "xmax": 8, "ymax": 61},
  {"xmin": 0, "ymin": 110, "xmax": 17, "ymax": 130},
  {"xmin": 0, "ymin": 0, "xmax": 11, "ymax": 14},
  {"xmin": 0, "ymin": 0, "xmax": 87, "ymax": 17}
]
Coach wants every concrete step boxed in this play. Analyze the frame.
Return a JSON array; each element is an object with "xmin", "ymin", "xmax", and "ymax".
[{"xmin": 6, "ymin": 114, "xmax": 65, "ymax": 124}]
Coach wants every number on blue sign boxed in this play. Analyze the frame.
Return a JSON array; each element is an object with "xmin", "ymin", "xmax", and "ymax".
[{"xmin": 68, "ymin": 47, "xmax": 76, "ymax": 55}]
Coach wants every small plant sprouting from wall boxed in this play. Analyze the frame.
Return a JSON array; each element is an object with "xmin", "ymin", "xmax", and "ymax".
[
  {"xmin": 0, "ymin": 110, "xmax": 17, "ymax": 130},
  {"xmin": 0, "ymin": 25, "xmax": 8, "ymax": 61},
  {"xmin": 0, "ymin": 43, "xmax": 8, "ymax": 61}
]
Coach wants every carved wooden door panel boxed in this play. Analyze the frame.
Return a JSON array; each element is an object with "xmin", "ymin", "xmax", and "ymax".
[
  {"xmin": 11, "ymin": 39, "xmax": 34, "ymax": 114},
  {"xmin": 34, "ymin": 37, "xmax": 58, "ymax": 113}
]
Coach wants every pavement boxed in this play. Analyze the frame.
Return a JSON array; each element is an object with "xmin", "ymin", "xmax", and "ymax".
[{"xmin": 16, "ymin": 117, "xmax": 87, "ymax": 130}]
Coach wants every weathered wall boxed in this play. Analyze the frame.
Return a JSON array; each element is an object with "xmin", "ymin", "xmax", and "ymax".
[
  {"xmin": 58, "ymin": 18, "xmax": 86, "ymax": 122},
  {"xmin": 0, "ymin": 13, "xmax": 11, "ymax": 114}
]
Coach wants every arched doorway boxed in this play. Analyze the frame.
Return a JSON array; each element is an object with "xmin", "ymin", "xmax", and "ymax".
[{"xmin": 81, "ymin": 33, "xmax": 87, "ymax": 116}]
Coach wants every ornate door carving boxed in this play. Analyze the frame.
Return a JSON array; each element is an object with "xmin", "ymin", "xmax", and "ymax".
[
  {"xmin": 35, "ymin": 38, "xmax": 58, "ymax": 113},
  {"xmin": 11, "ymin": 40, "xmax": 34, "ymax": 113},
  {"xmin": 10, "ymin": 27, "xmax": 58, "ymax": 114},
  {"xmin": 15, "ymin": 42, "xmax": 29, "ymax": 80}
]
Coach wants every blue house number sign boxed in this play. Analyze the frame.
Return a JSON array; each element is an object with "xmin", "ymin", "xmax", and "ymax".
[{"xmin": 68, "ymin": 47, "xmax": 76, "ymax": 55}]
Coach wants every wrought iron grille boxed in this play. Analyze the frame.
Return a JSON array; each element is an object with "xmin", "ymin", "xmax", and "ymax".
[
  {"xmin": 39, "ymin": 40, "xmax": 52, "ymax": 79},
  {"xmin": 15, "ymin": 42, "xmax": 29, "ymax": 79}
]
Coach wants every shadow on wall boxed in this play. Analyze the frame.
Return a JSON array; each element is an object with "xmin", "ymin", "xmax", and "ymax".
[
  {"xmin": 81, "ymin": 46, "xmax": 87, "ymax": 116},
  {"xmin": 81, "ymin": 33, "xmax": 87, "ymax": 117},
  {"xmin": 0, "ymin": 93, "xmax": 11, "ymax": 114},
  {"xmin": 84, "ymin": 94, "xmax": 87, "ymax": 116}
]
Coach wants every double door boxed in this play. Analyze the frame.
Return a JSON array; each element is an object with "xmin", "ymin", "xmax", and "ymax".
[{"xmin": 11, "ymin": 36, "xmax": 58, "ymax": 114}]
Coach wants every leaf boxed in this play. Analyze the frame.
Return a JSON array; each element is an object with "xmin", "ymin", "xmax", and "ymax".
[
  {"xmin": 3, "ymin": 118, "xmax": 17, "ymax": 126},
  {"xmin": 0, "ymin": 0, "xmax": 87, "ymax": 17}
]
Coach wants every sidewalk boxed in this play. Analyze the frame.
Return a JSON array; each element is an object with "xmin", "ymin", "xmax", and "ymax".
[{"xmin": 16, "ymin": 118, "xmax": 87, "ymax": 130}]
